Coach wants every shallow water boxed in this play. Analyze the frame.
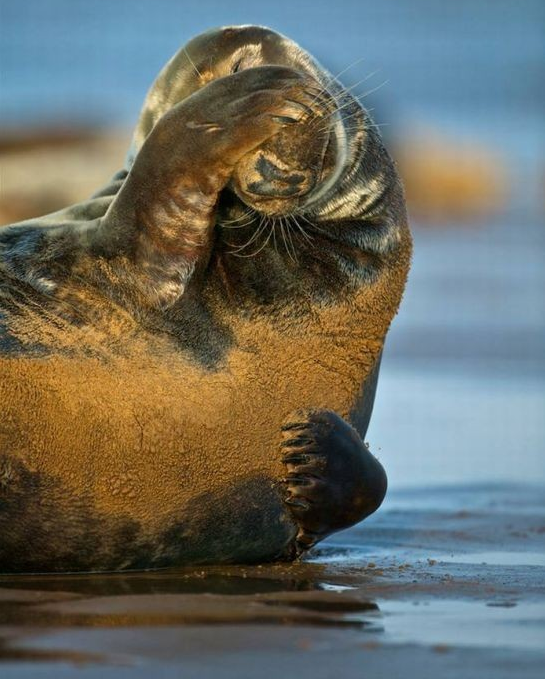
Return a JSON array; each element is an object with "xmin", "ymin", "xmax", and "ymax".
[
  {"xmin": 379, "ymin": 599, "xmax": 545, "ymax": 652},
  {"xmin": 426, "ymin": 552, "xmax": 545, "ymax": 568}
]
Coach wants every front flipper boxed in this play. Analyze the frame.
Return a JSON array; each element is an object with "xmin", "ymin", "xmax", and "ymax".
[
  {"xmin": 1, "ymin": 67, "xmax": 320, "ymax": 311},
  {"xmin": 281, "ymin": 409, "xmax": 387, "ymax": 557}
]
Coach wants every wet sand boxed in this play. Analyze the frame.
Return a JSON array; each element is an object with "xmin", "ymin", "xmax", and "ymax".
[{"xmin": 0, "ymin": 484, "xmax": 544, "ymax": 678}]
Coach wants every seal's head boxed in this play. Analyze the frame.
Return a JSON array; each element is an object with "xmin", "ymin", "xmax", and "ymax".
[{"xmin": 129, "ymin": 25, "xmax": 352, "ymax": 218}]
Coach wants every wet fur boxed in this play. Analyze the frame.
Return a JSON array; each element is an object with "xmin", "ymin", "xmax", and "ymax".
[{"xmin": 0, "ymin": 26, "xmax": 411, "ymax": 572}]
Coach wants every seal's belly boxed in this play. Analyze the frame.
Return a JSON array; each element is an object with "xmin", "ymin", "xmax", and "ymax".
[{"xmin": 0, "ymin": 305, "xmax": 380, "ymax": 571}]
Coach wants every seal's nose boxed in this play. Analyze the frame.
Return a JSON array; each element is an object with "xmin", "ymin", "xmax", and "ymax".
[{"xmin": 246, "ymin": 155, "xmax": 310, "ymax": 197}]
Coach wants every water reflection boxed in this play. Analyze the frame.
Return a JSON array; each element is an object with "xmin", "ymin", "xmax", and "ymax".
[
  {"xmin": 0, "ymin": 567, "xmax": 381, "ymax": 648},
  {"xmin": 0, "ymin": 571, "xmax": 321, "ymax": 598}
]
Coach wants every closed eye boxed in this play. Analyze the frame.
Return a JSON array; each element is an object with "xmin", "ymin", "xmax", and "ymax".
[{"xmin": 231, "ymin": 58, "xmax": 243, "ymax": 74}]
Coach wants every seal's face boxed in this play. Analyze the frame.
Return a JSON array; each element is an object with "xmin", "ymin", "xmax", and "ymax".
[
  {"xmin": 134, "ymin": 26, "xmax": 343, "ymax": 217},
  {"xmin": 200, "ymin": 27, "xmax": 339, "ymax": 216},
  {"xmin": 228, "ymin": 106, "xmax": 336, "ymax": 217}
]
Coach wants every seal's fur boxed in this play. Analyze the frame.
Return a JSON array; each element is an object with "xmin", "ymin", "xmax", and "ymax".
[{"xmin": 0, "ymin": 26, "xmax": 411, "ymax": 572}]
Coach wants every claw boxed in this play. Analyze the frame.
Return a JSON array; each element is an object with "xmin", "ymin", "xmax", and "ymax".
[
  {"xmin": 285, "ymin": 497, "xmax": 311, "ymax": 510},
  {"xmin": 284, "ymin": 99, "xmax": 314, "ymax": 117},
  {"xmin": 281, "ymin": 436, "xmax": 314, "ymax": 448},
  {"xmin": 283, "ymin": 475, "xmax": 312, "ymax": 486},
  {"xmin": 186, "ymin": 120, "xmax": 223, "ymax": 131},
  {"xmin": 281, "ymin": 422, "xmax": 310, "ymax": 432},
  {"xmin": 282, "ymin": 452, "xmax": 311, "ymax": 464},
  {"xmin": 296, "ymin": 530, "xmax": 321, "ymax": 549},
  {"xmin": 270, "ymin": 115, "xmax": 299, "ymax": 125}
]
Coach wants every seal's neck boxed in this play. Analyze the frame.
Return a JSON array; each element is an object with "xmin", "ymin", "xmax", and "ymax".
[
  {"xmin": 207, "ymin": 93, "xmax": 407, "ymax": 313},
  {"xmin": 304, "ymin": 94, "xmax": 405, "ymax": 257}
]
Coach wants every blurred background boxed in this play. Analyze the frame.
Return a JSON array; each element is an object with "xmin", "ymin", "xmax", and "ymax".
[{"xmin": 1, "ymin": 0, "xmax": 544, "ymax": 488}]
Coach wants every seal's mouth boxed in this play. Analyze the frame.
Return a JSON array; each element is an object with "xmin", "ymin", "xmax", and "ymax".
[
  {"xmin": 229, "ymin": 153, "xmax": 317, "ymax": 216},
  {"xmin": 229, "ymin": 112, "xmax": 337, "ymax": 217}
]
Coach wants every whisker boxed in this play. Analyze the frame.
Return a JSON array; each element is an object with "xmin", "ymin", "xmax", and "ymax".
[
  {"xmin": 353, "ymin": 79, "xmax": 390, "ymax": 102},
  {"xmin": 306, "ymin": 96, "xmax": 359, "ymax": 132},
  {"xmin": 308, "ymin": 77, "xmax": 388, "ymax": 136},
  {"xmin": 219, "ymin": 208, "xmax": 254, "ymax": 224},
  {"xmin": 289, "ymin": 214, "xmax": 314, "ymax": 246},
  {"xmin": 311, "ymin": 111, "xmax": 388, "ymax": 137},
  {"xmin": 343, "ymin": 69, "xmax": 382, "ymax": 96},
  {"xmin": 278, "ymin": 219, "xmax": 294, "ymax": 262},
  {"xmin": 245, "ymin": 217, "xmax": 277, "ymax": 258},
  {"xmin": 327, "ymin": 56, "xmax": 368, "ymax": 86},
  {"xmin": 307, "ymin": 70, "xmax": 381, "ymax": 130},
  {"xmin": 221, "ymin": 212, "xmax": 252, "ymax": 224},
  {"xmin": 308, "ymin": 56, "xmax": 367, "ymax": 108},
  {"xmin": 294, "ymin": 209, "xmax": 328, "ymax": 234},
  {"xmin": 219, "ymin": 214, "xmax": 256, "ymax": 229},
  {"xmin": 313, "ymin": 90, "xmax": 362, "ymax": 122},
  {"xmin": 227, "ymin": 213, "xmax": 267, "ymax": 251},
  {"xmin": 271, "ymin": 218, "xmax": 279, "ymax": 254},
  {"xmin": 284, "ymin": 216, "xmax": 299, "ymax": 263},
  {"xmin": 183, "ymin": 48, "xmax": 202, "ymax": 79},
  {"xmin": 231, "ymin": 216, "xmax": 276, "ymax": 258}
]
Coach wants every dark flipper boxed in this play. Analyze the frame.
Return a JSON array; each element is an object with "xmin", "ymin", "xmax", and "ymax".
[
  {"xmin": 281, "ymin": 408, "xmax": 387, "ymax": 557},
  {"xmin": 0, "ymin": 67, "xmax": 318, "ymax": 311}
]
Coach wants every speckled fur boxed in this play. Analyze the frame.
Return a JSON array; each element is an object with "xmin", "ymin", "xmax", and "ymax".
[{"xmin": 0, "ymin": 26, "xmax": 411, "ymax": 572}]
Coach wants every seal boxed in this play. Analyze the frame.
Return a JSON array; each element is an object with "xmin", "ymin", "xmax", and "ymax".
[{"xmin": 0, "ymin": 25, "xmax": 411, "ymax": 572}]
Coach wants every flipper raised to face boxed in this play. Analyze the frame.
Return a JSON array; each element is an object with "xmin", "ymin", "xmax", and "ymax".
[
  {"xmin": 0, "ymin": 25, "xmax": 407, "ymax": 320},
  {"xmin": 128, "ymin": 26, "xmax": 350, "ymax": 219}
]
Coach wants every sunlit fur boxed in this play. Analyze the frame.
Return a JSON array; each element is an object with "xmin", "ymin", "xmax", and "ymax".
[{"xmin": 0, "ymin": 26, "xmax": 411, "ymax": 572}]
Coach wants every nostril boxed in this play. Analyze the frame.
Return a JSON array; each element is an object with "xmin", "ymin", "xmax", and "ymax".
[
  {"xmin": 284, "ymin": 172, "xmax": 306, "ymax": 186},
  {"xmin": 244, "ymin": 154, "xmax": 311, "ymax": 197},
  {"xmin": 256, "ymin": 155, "xmax": 283, "ymax": 181}
]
